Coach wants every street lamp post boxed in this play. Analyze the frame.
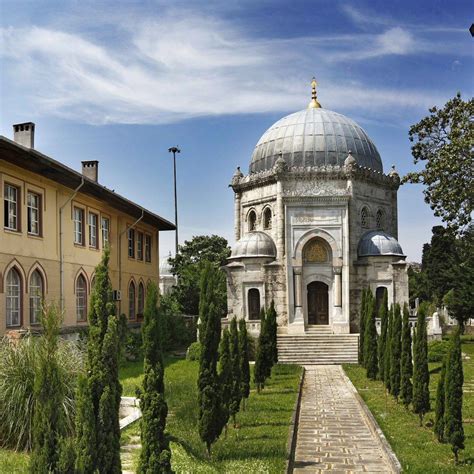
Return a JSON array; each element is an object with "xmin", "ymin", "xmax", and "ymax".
[{"xmin": 168, "ymin": 146, "xmax": 181, "ymax": 256}]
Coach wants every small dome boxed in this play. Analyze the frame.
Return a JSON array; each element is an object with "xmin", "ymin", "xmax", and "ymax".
[
  {"xmin": 159, "ymin": 254, "xmax": 173, "ymax": 276},
  {"xmin": 358, "ymin": 231, "xmax": 405, "ymax": 258},
  {"xmin": 250, "ymin": 108, "xmax": 383, "ymax": 173},
  {"xmin": 230, "ymin": 232, "xmax": 276, "ymax": 259}
]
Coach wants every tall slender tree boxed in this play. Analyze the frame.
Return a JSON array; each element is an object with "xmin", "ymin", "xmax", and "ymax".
[
  {"xmin": 254, "ymin": 308, "xmax": 268, "ymax": 392},
  {"xmin": 434, "ymin": 358, "xmax": 447, "ymax": 443},
  {"xmin": 266, "ymin": 301, "xmax": 278, "ymax": 364},
  {"xmin": 238, "ymin": 319, "xmax": 250, "ymax": 411},
  {"xmin": 229, "ymin": 318, "xmax": 242, "ymax": 426},
  {"xmin": 358, "ymin": 289, "xmax": 367, "ymax": 366},
  {"xmin": 384, "ymin": 307, "xmax": 393, "ymax": 392},
  {"xmin": 364, "ymin": 291, "xmax": 378, "ymax": 380},
  {"xmin": 444, "ymin": 328, "xmax": 465, "ymax": 463},
  {"xmin": 412, "ymin": 304, "xmax": 430, "ymax": 425},
  {"xmin": 218, "ymin": 329, "xmax": 232, "ymax": 434},
  {"xmin": 378, "ymin": 290, "xmax": 389, "ymax": 381},
  {"xmin": 390, "ymin": 304, "xmax": 402, "ymax": 400},
  {"xmin": 137, "ymin": 282, "xmax": 172, "ymax": 473},
  {"xmin": 400, "ymin": 304, "xmax": 413, "ymax": 408}
]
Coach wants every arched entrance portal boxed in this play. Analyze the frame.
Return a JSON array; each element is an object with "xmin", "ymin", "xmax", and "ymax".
[{"xmin": 307, "ymin": 281, "xmax": 329, "ymax": 325}]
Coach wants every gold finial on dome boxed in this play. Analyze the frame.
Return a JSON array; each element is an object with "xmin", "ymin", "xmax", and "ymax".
[{"xmin": 308, "ymin": 77, "xmax": 322, "ymax": 109}]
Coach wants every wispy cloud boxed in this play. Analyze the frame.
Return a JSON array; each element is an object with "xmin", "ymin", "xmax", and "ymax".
[{"xmin": 0, "ymin": 7, "xmax": 464, "ymax": 125}]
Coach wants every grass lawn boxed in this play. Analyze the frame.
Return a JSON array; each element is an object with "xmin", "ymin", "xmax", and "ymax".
[
  {"xmin": 0, "ymin": 448, "xmax": 29, "ymax": 473},
  {"xmin": 120, "ymin": 357, "xmax": 302, "ymax": 473},
  {"xmin": 344, "ymin": 341, "xmax": 474, "ymax": 473}
]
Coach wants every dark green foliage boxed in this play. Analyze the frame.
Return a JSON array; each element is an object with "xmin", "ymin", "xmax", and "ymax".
[
  {"xmin": 197, "ymin": 262, "xmax": 225, "ymax": 456},
  {"xmin": 377, "ymin": 290, "xmax": 389, "ymax": 382},
  {"xmin": 229, "ymin": 318, "xmax": 242, "ymax": 425},
  {"xmin": 412, "ymin": 304, "xmax": 430, "ymax": 425},
  {"xmin": 218, "ymin": 329, "xmax": 232, "ymax": 430},
  {"xmin": 428, "ymin": 339, "xmax": 451, "ymax": 363},
  {"xmin": 266, "ymin": 301, "xmax": 278, "ymax": 364},
  {"xmin": 29, "ymin": 304, "xmax": 66, "ymax": 473},
  {"xmin": 254, "ymin": 308, "xmax": 269, "ymax": 392},
  {"xmin": 186, "ymin": 342, "xmax": 202, "ymax": 361},
  {"xmin": 57, "ymin": 436, "xmax": 75, "ymax": 474},
  {"xmin": 434, "ymin": 359, "xmax": 447, "ymax": 443},
  {"xmin": 400, "ymin": 304, "xmax": 413, "ymax": 408},
  {"xmin": 238, "ymin": 319, "xmax": 251, "ymax": 409},
  {"xmin": 390, "ymin": 304, "xmax": 402, "ymax": 400},
  {"xmin": 408, "ymin": 265, "xmax": 430, "ymax": 307},
  {"xmin": 444, "ymin": 328, "xmax": 465, "ymax": 462},
  {"xmin": 358, "ymin": 289, "xmax": 367, "ymax": 366},
  {"xmin": 138, "ymin": 282, "xmax": 172, "ymax": 474},
  {"xmin": 363, "ymin": 291, "xmax": 378, "ymax": 380},
  {"xmin": 384, "ymin": 307, "xmax": 393, "ymax": 392}
]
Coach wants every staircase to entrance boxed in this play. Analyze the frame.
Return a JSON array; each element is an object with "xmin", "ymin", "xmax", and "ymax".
[{"xmin": 277, "ymin": 326, "xmax": 359, "ymax": 365}]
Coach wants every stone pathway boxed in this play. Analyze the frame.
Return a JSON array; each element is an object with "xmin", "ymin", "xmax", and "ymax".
[{"xmin": 293, "ymin": 366, "xmax": 396, "ymax": 473}]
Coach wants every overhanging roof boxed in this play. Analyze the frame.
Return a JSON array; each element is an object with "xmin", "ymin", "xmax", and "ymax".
[{"xmin": 0, "ymin": 136, "xmax": 175, "ymax": 231}]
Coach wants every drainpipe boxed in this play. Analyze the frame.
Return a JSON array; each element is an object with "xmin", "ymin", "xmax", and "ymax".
[
  {"xmin": 118, "ymin": 209, "xmax": 144, "ymax": 315},
  {"xmin": 59, "ymin": 178, "xmax": 85, "ymax": 312}
]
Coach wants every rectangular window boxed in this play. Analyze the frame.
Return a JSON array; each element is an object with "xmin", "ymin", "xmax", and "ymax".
[
  {"xmin": 73, "ymin": 207, "xmax": 84, "ymax": 245},
  {"xmin": 27, "ymin": 192, "xmax": 41, "ymax": 236},
  {"xmin": 89, "ymin": 212, "xmax": 98, "ymax": 248},
  {"xmin": 4, "ymin": 184, "xmax": 19, "ymax": 231},
  {"xmin": 145, "ymin": 234, "xmax": 152, "ymax": 262},
  {"xmin": 101, "ymin": 217, "xmax": 110, "ymax": 247},
  {"xmin": 128, "ymin": 228, "xmax": 135, "ymax": 258},
  {"xmin": 137, "ymin": 232, "xmax": 144, "ymax": 260}
]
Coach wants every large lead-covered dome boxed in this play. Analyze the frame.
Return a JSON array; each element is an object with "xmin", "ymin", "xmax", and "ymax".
[{"xmin": 250, "ymin": 108, "xmax": 383, "ymax": 173}]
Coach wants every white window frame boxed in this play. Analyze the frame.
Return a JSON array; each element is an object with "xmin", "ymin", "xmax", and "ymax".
[
  {"xmin": 27, "ymin": 192, "xmax": 41, "ymax": 236},
  {"xmin": 74, "ymin": 207, "xmax": 84, "ymax": 245},
  {"xmin": 145, "ymin": 234, "xmax": 152, "ymax": 262},
  {"xmin": 137, "ymin": 232, "xmax": 144, "ymax": 260},
  {"xmin": 29, "ymin": 270, "xmax": 43, "ymax": 324},
  {"xmin": 128, "ymin": 228, "xmax": 135, "ymax": 258},
  {"xmin": 4, "ymin": 184, "xmax": 19, "ymax": 231},
  {"xmin": 76, "ymin": 275, "xmax": 87, "ymax": 322},
  {"xmin": 101, "ymin": 216, "xmax": 110, "ymax": 247},
  {"xmin": 89, "ymin": 212, "xmax": 98, "ymax": 248},
  {"xmin": 6, "ymin": 268, "xmax": 21, "ymax": 327}
]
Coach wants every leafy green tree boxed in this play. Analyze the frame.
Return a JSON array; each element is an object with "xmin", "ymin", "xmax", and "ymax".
[
  {"xmin": 229, "ymin": 318, "xmax": 242, "ymax": 426},
  {"xmin": 408, "ymin": 266, "xmax": 430, "ymax": 307},
  {"xmin": 434, "ymin": 358, "xmax": 447, "ymax": 443},
  {"xmin": 254, "ymin": 308, "xmax": 268, "ymax": 392},
  {"xmin": 218, "ymin": 329, "xmax": 232, "ymax": 433},
  {"xmin": 30, "ymin": 304, "xmax": 66, "ymax": 473},
  {"xmin": 358, "ymin": 289, "xmax": 367, "ymax": 366},
  {"xmin": 444, "ymin": 328, "xmax": 465, "ymax": 463},
  {"xmin": 137, "ymin": 282, "xmax": 172, "ymax": 473},
  {"xmin": 238, "ymin": 319, "xmax": 250, "ymax": 411},
  {"xmin": 384, "ymin": 307, "xmax": 393, "ymax": 392},
  {"xmin": 400, "ymin": 304, "xmax": 413, "ymax": 408},
  {"xmin": 364, "ymin": 291, "xmax": 378, "ymax": 380},
  {"xmin": 404, "ymin": 93, "xmax": 474, "ymax": 234},
  {"xmin": 412, "ymin": 304, "xmax": 430, "ymax": 425},
  {"xmin": 168, "ymin": 235, "xmax": 231, "ymax": 316},
  {"xmin": 197, "ymin": 262, "xmax": 225, "ymax": 456},
  {"xmin": 390, "ymin": 304, "xmax": 402, "ymax": 400},
  {"xmin": 377, "ymin": 290, "xmax": 389, "ymax": 382},
  {"xmin": 266, "ymin": 301, "xmax": 278, "ymax": 364}
]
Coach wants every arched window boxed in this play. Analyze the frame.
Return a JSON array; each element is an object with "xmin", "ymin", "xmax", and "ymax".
[
  {"xmin": 248, "ymin": 288, "xmax": 260, "ymax": 321},
  {"xmin": 29, "ymin": 270, "xmax": 43, "ymax": 324},
  {"xmin": 138, "ymin": 282, "xmax": 145, "ymax": 317},
  {"xmin": 129, "ymin": 282, "xmax": 136, "ymax": 320},
  {"xmin": 263, "ymin": 207, "xmax": 272, "ymax": 230},
  {"xmin": 6, "ymin": 268, "xmax": 21, "ymax": 327},
  {"xmin": 361, "ymin": 207, "xmax": 369, "ymax": 229},
  {"xmin": 376, "ymin": 209, "xmax": 385, "ymax": 230},
  {"xmin": 76, "ymin": 274, "xmax": 87, "ymax": 322},
  {"xmin": 375, "ymin": 287, "xmax": 387, "ymax": 314},
  {"xmin": 248, "ymin": 210, "xmax": 257, "ymax": 231}
]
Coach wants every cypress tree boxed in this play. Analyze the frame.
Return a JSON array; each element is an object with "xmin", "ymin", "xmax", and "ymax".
[
  {"xmin": 218, "ymin": 329, "xmax": 232, "ymax": 433},
  {"xmin": 444, "ymin": 328, "xmax": 464, "ymax": 463},
  {"xmin": 30, "ymin": 304, "xmax": 66, "ymax": 474},
  {"xmin": 400, "ymin": 303, "xmax": 413, "ymax": 408},
  {"xmin": 364, "ymin": 291, "xmax": 378, "ymax": 380},
  {"xmin": 254, "ymin": 308, "xmax": 268, "ymax": 392},
  {"xmin": 378, "ymin": 290, "xmax": 389, "ymax": 382},
  {"xmin": 384, "ymin": 307, "xmax": 393, "ymax": 392},
  {"xmin": 229, "ymin": 318, "xmax": 242, "ymax": 426},
  {"xmin": 390, "ymin": 304, "xmax": 402, "ymax": 400},
  {"xmin": 412, "ymin": 304, "xmax": 430, "ymax": 425},
  {"xmin": 238, "ymin": 319, "xmax": 250, "ymax": 411},
  {"xmin": 434, "ymin": 358, "xmax": 447, "ymax": 443},
  {"xmin": 197, "ymin": 262, "xmax": 225, "ymax": 456},
  {"xmin": 358, "ymin": 288, "xmax": 367, "ymax": 366},
  {"xmin": 137, "ymin": 282, "xmax": 172, "ymax": 473},
  {"xmin": 266, "ymin": 301, "xmax": 278, "ymax": 364}
]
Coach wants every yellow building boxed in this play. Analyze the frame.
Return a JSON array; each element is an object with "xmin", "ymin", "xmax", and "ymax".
[{"xmin": 0, "ymin": 122, "xmax": 175, "ymax": 335}]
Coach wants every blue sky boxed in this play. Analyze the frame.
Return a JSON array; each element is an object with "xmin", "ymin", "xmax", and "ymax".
[{"xmin": 1, "ymin": 0, "xmax": 473, "ymax": 261}]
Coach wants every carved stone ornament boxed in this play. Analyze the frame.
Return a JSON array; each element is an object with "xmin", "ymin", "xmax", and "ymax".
[
  {"xmin": 303, "ymin": 239, "xmax": 329, "ymax": 263},
  {"xmin": 282, "ymin": 180, "xmax": 348, "ymax": 197}
]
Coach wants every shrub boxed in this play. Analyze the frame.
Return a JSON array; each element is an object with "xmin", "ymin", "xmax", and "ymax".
[
  {"xmin": 186, "ymin": 342, "xmax": 201, "ymax": 361},
  {"xmin": 0, "ymin": 335, "xmax": 83, "ymax": 451},
  {"xmin": 428, "ymin": 339, "xmax": 451, "ymax": 363},
  {"xmin": 125, "ymin": 330, "xmax": 143, "ymax": 361}
]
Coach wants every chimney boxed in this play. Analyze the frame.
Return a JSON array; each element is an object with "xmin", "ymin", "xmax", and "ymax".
[
  {"xmin": 13, "ymin": 122, "xmax": 35, "ymax": 148},
  {"xmin": 81, "ymin": 161, "xmax": 99, "ymax": 182}
]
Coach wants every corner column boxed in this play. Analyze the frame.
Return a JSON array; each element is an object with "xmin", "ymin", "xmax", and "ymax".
[
  {"xmin": 234, "ymin": 192, "xmax": 242, "ymax": 241},
  {"xmin": 289, "ymin": 267, "xmax": 305, "ymax": 334},
  {"xmin": 333, "ymin": 266, "xmax": 342, "ymax": 307},
  {"xmin": 276, "ymin": 180, "xmax": 285, "ymax": 260}
]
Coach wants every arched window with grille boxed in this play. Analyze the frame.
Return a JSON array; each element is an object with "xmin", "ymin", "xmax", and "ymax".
[
  {"xmin": 138, "ymin": 282, "xmax": 145, "ymax": 317},
  {"xmin": 376, "ymin": 209, "xmax": 385, "ymax": 230},
  {"xmin": 361, "ymin": 207, "xmax": 369, "ymax": 229},
  {"xmin": 29, "ymin": 270, "xmax": 44, "ymax": 324},
  {"xmin": 129, "ymin": 281, "xmax": 136, "ymax": 320},
  {"xmin": 248, "ymin": 210, "xmax": 257, "ymax": 231},
  {"xmin": 375, "ymin": 286, "xmax": 387, "ymax": 313},
  {"xmin": 76, "ymin": 274, "xmax": 87, "ymax": 322},
  {"xmin": 248, "ymin": 288, "xmax": 261, "ymax": 320},
  {"xmin": 263, "ymin": 207, "xmax": 272, "ymax": 230},
  {"xmin": 6, "ymin": 268, "xmax": 22, "ymax": 327}
]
